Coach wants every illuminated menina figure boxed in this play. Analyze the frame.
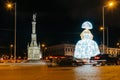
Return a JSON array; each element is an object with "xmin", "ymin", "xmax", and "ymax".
[{"xmin": 74, "ymin": 21, "xmax": 100, "ymax": 59}]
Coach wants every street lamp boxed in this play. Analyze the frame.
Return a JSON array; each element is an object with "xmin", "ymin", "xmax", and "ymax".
[
  {"xmin": 102, "ymin": 1, "xmax": 114, "ymax": 54},
  {"xmin": 41, "ymin": 44, "xmax": 47, "ymax": 59},
  {"xmin": 100, "ymin": 26, "xmax": 109, "ymax": 53},
  {"xmin": 41, "ymin": 44, "xmax": 45, "ymax": 59},
  {"xmin": 10, "ymin": 44, "xmax": 13, "ymax": 57},
  {"xmin": 7, "ymin": 2, "xmax": 16, "ymax": 62}
]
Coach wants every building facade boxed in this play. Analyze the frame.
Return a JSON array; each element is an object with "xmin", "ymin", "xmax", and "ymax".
[
  {"xmin": 99, "ymin": 44, "xmax": 120, "ymax": 57},
  {"xmin": 46, "ymin": 43, "xmax": 75, "ymax": 59}
]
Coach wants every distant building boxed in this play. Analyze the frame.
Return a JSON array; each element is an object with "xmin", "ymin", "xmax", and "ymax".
[
  {"xmin": 27, "ymin": 14, "xmax": 42, "ymax": 60},
  {"xmin": 46, "ymin": 43, "xmax": 75, "ymax": 58},
  {"xmin": 99, "ymin": 44, "xmax": 120, "ymax": 57}
]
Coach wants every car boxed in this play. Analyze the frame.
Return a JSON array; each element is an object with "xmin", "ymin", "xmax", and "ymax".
[
  {"xmin": 73, "ymin": 59, "xmax": 85, "ymax": 66},
  {"xmin": 90, "ymin": 53, "xmax": 120, "ymax": 66},
  {"xmin": 58, "ymin": 57, "xmax": 84, "ymax": 66}
]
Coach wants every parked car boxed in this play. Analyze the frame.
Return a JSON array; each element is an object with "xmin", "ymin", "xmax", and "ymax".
[
  {"xmin": 90, "ymin": 53, "xmax": 120, "ymax": 66},
  {"xmin": 58, "ymin": 56, "xmax": 84, "ymax": 66},
  {"xmin": 73, "ymin": 59, "xmax": 85, "ymax": 66}
]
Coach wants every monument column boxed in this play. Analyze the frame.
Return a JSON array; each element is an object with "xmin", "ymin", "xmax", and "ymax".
[{"xmin": 27, "ymin": 13, "xmax": 42, "ymax": 60}]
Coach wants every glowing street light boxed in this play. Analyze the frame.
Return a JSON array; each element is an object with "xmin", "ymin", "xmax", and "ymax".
[
  {"xmin": 7, "ymin": 3, "xmax": 12, "ymax": 8},
  {"xmin": 41, "ymin": 44, "xmax": 45, "ymax": 48},
  {"xmin": 10, "ymin": 44, "xmax": 13, "ymax": 57},
  {"xmin": 41, "ymin": 44, "xmax": 47, "ymax": 59},
  {"xmin": 6, "ymin": 2, "xmax": 17, "ymax": 62},
  {"xmin": 41, "ymin": 44, "xmax": 45, "ymax": 59},
  {"xmin": 100, "ymin": 26, "xmax": 109, "ymax": 53},
  {"xmin": 100, "ymin": 27, "xmax": 104, "ymax": 31},
  {"xmin": 102, "ymin": 1, "xmax": 115, "ymax": 54}
]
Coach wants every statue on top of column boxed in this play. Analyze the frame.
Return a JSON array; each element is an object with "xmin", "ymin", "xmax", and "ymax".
[{"xmin": 33, "ymin": 13, "xmax": 37, "ymax": 21}]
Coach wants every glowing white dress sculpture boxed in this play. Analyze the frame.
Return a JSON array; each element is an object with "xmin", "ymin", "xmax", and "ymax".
[{"xmin": 74, "ymin": 21, "xmax": 100, "ymax": 59}]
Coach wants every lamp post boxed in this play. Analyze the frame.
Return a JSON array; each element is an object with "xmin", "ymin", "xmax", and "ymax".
[
  {"xmin": 102, "ymin": 1, "xmax": 114, "ymax": 54},
  {"xmin": 41, "ymin": 44, "xmax": 45, "ymax": 59},
  {"xmin": 41, "ymin": 44, "xmax": 47, "ymax": 59},
  {"xmin": 102, "ymin": 6, "xmax": 105, "ymax": 54},
  {"xmin": 10, "ymin": 44, "xmax": 13, "ymax": 58},
  {"xmin": 106, "ymin": 27, "xmax": 109, "ymax": 53},
  {"xmin": 7, "ymin": 2, "xmax": 16, "ymax": 62}
]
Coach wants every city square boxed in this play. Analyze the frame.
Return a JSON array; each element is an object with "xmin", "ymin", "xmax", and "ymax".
[{"xmin": 0, "ymin": 0, "xmax": 120, "ymax": 80}]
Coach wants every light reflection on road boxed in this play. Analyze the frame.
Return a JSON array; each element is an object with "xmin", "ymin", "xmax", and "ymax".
[{"xmin": 74, "ymin": 65, "xmax": 101, "ymax": 80}]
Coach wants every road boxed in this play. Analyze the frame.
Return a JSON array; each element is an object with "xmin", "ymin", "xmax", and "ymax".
[{"xmin": 0, "ymin": 63, "xmax": 120, "ymax": 80}]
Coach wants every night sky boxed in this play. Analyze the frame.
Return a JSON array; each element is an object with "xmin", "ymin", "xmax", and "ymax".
[{"xmin": 0, "ymin": 0, "xmax": 120, "ymax": 57}]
